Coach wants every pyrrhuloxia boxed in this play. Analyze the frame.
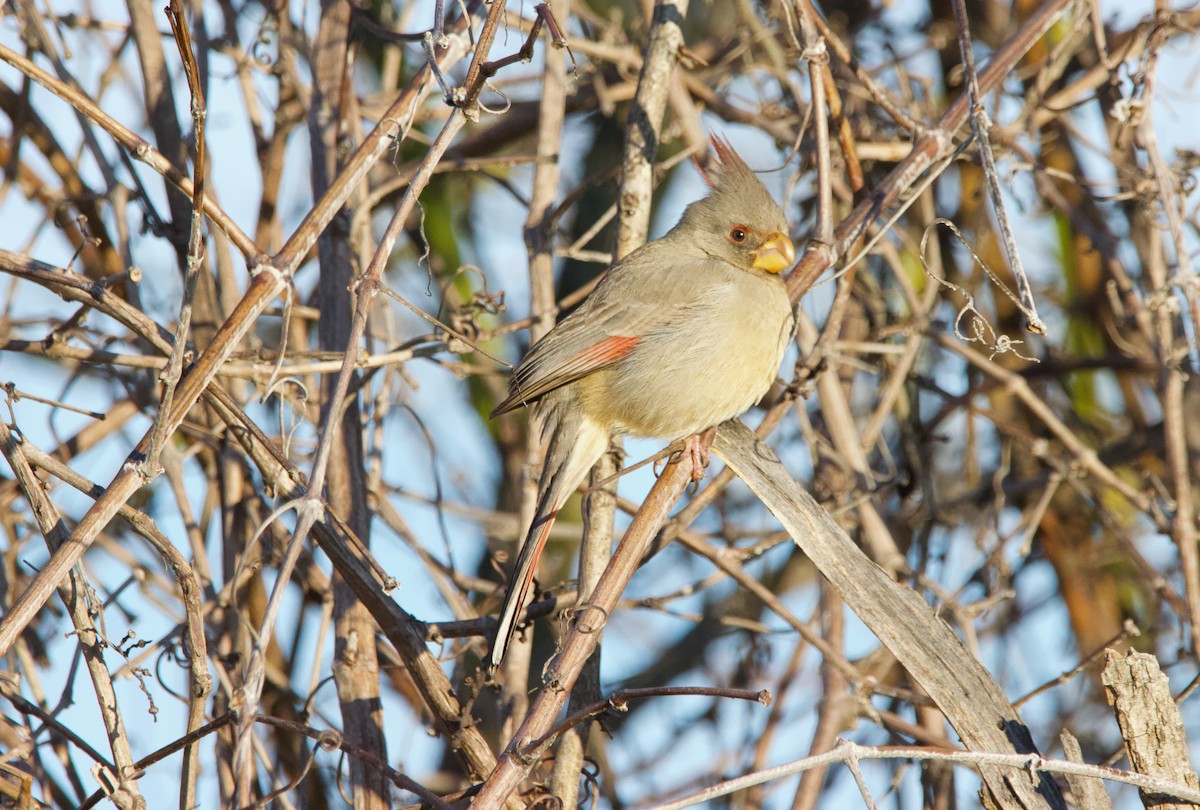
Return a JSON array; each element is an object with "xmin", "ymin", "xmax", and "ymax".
[{"xmin": 489, "ymin": 138, "xmax": 795, "ymax": 666}]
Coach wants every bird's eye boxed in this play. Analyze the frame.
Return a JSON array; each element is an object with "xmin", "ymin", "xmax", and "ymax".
[{"xmin": 727, "ymin": 226, "xmax": 748, "ymax": 244}]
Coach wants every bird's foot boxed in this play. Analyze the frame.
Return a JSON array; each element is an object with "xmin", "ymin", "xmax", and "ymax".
[{"xmin": 682, "ymin": 430, "xmax": 715, "ymax": 482}]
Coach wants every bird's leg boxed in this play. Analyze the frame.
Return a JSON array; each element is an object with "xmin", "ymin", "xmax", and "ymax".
[
  {"xmin": 682, "ymin": 427, "xmax": 718, "ymax": 482},
  {"xmin": 684, "ymin": 435, "xmax": 707, "ymax": 481}
]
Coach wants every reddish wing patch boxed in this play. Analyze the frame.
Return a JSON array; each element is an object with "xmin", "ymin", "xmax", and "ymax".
[
  {"xmin": 492, "ymin": 335, "xmax": 642, "ymax": 418},
  {"xmin": 568, "ymin": 335, "xmax": 640, "ymax": 370}
]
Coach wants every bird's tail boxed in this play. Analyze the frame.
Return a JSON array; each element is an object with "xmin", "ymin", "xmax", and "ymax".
[{"xmin": 489, "ymin": 406, "xmax": 608, "ymax": 667}]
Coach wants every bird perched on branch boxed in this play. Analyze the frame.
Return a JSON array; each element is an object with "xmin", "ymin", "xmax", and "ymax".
[{"xmin": 489, "ymin": 137, "xmax": 796, "ymax": 666}]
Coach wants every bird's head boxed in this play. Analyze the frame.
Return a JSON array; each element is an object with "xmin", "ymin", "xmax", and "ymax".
[{"xmin": 673, "ymin": 136, "xmax": 795, "ymax": 276}]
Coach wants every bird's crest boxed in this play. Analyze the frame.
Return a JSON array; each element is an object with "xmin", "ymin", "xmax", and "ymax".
[{"xmin": 695, "ymin": 134, "xmax": 756, "ymax": 189}]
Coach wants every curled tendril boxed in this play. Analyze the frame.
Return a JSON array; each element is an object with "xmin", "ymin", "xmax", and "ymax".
[
  {"xmin": 253, "ymin": 15, "xmax": 277, "ymax": 67},
  {"xmin": 476, "ymin": 81, "xmax": 513, "ymax": 116},
  {"xmin": 920, "ymin": 218, "xmax": 1039, "ymax": 362}
]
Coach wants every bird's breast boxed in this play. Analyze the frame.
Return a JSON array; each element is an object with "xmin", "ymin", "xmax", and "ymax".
[{"xmin": 579, "ymin": 276, "xmax": 793, "ymax": 440}]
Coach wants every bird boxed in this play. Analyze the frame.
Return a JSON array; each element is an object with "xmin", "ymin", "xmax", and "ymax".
[{"xmin": 488, "ymin": 137, "xmax": 796, "ymax": 667}]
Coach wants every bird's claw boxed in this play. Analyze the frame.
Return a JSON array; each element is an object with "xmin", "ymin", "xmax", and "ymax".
[{"xmin": 682, "ymin": 433, "xmax": 709, "ymax": 482}]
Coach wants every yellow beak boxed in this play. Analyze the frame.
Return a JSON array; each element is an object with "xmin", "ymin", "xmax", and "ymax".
[{"xmin": 752, "ymin": 232, "xmax": 795, "ymax": 273}]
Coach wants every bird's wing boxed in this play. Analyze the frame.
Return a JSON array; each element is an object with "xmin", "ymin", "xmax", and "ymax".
[{"xmin": 491, "ymin": 250, "xmax": 728, "ymax": 417}]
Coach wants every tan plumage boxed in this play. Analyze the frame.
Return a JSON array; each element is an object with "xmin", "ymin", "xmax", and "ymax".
[{"xmin": 489, "ymin": 138, "xmax": 796, "ymax": 666}]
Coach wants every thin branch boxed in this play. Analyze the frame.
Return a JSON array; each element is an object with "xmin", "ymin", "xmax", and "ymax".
[
  {"xmin": 949, "ymin": 0, "xmax": 1045, "ymax": 335},
  {"xmin": 148, "ymin": 0, "xmax": 208, "ymax": 473},
  {"xmin": 645, "ymin": 739, "xmax": 1200, "ymax": 810}
]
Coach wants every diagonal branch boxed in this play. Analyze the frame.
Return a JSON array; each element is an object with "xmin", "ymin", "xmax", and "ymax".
[
  {"xmin": 786, "ymin": 0, "xmax": 1074, "ymax": 302},
  {"xmin": 711, "ymin": 420, "xmax": 1065, "ymax": 810}
]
